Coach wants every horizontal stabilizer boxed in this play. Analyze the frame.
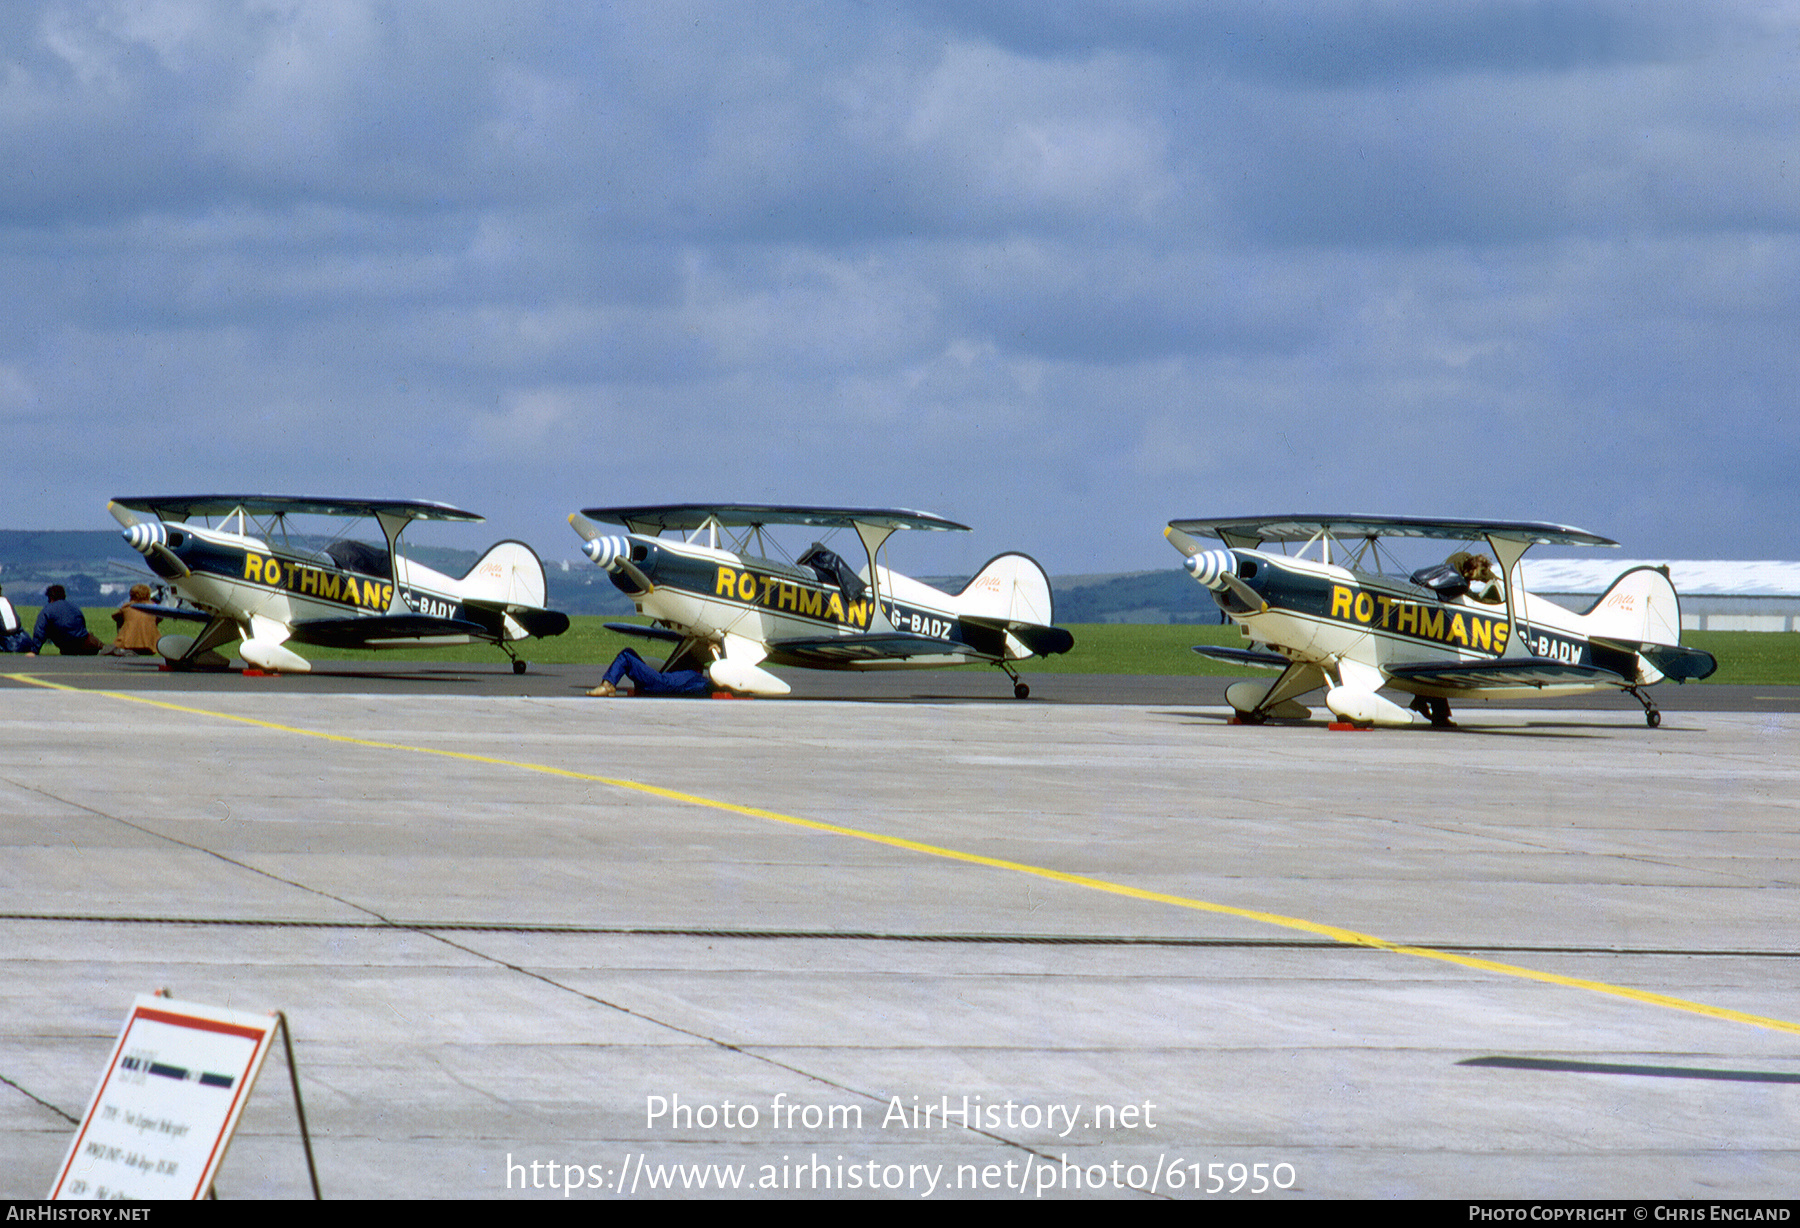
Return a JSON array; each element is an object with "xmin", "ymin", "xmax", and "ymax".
[
  {"xmin": 960, "ymin": 615, "xmax": 1074, "ymax": 658},
  {"xmin": 605, "ymin": 622, "xmax": 686, "ymax": 643},
  {"xmin": 771, "ymin": 632, "xmax": 975, "ymax": 665},
  {"xmin": 482, "ymin": 606, "xmax": 569, "ymax": 639},
  {"xmin": 1384, "ymin": 658, "xmax": 1629, "ymax": 689},
  {"xmin": 1009, "ymin": 623, "xmax": 1074, "ymax": 657},
  {"xmin": 291, "ymin": 614, "xmax": 491, "ymax": 649},
  {"xmin": 1591, "ymin": 637, "xmax": 1718, "ymax": 682},
  {"xmin": 1192, "ymin": 645, "xmax": 1290, "ymax": 669}
]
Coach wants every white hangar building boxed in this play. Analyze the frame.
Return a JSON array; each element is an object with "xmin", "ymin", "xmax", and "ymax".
[{"xmin": 1520, "ymin": 560, "xmax": 1800, "ymax": 633}]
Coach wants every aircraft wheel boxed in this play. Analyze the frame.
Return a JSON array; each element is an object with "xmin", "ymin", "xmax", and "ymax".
[
  {"xmin": 513, "ymin": 659, "xmax": 528, "ymax": 675},
  {"xmin": 1646, "ymin": 709, "xmax": 1660, "ymax": 728},
  {"xmin": 1013, "ymin": 681, "xmax": 1030, "ymax": 700},
  {"xmin": 1234, "ymin": 709, "xmax": 1267, "ymax": 725}
]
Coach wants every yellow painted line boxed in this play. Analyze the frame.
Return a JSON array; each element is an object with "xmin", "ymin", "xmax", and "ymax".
[{"xmin": 13, "ymin": 673, "xmax": 1800, "ymax": 1037}]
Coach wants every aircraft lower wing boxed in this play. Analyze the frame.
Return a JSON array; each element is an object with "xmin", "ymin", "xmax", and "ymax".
[
  {"xmin": 1383, "ymin": 658, "xmax": 1630, "ymax": 689},
  {"xmin": 128, "ymin": 603, "xmax": 214, "ymax": 624},
  {"xmin": 770, "ymin": 632, "xmax": 975, "ymax": 665},
  {"xmin": 1191, "ymin": 645, "xmax": 1291, "ymax": 669},
  {"xmin": 605, "ymin": 622, "xmax": 686, "ymax": 643},
  {"xmin": 290, "ymin": 614, "xmax": 494, "ymax": 649}
]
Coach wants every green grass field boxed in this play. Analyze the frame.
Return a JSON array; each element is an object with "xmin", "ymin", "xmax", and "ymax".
[{"xmin": 25, "ymin": 609, "xmax": 1800, "ymax": 685}]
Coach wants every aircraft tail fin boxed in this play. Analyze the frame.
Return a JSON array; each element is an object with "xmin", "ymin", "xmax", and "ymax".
[
  {"xmin": 1582, "ymin": 565, "xmax": 1684, "ymax": 646},
  {"xmin": 956, "ymin": 552, "xmax": 1056, "ymax": 626},
  {"xmin": 460, "ymin": 540, "xmax": 550, "ymax": 608}
]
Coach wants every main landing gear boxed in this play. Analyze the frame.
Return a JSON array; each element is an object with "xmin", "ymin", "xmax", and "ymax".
[
  {"xmin": 1627, "ymin": 687, "xmax": 1662, "ymax": 728},
  {"xmin": 1408, "ymin": 695, "xmax": 1455, "ymax": 728},
  {"xmin": 501, "ymin": 644, "xmax": 529, "ymax": 675}
]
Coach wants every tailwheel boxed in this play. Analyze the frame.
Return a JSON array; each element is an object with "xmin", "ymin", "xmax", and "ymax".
[
  {"xmin": 1627, "ymin": 686, "xmax": 1661, "ymax": 728},
  {"xmin": 999, "ymin": 662, "xmax": 1030, "ymax": 700}
]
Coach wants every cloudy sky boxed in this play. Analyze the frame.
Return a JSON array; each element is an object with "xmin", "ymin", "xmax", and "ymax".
[{"xmin": 1, "ymin": 0, "xmax": 1793, "ymax": 576}]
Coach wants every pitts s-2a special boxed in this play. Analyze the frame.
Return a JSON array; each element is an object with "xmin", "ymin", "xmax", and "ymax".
[
  {"xmin": 568, "ymin": 504, "xmax": 1073, "ymax": 697},
  {"xmin": 110, "ymin": 495, "xmax": 569, "ymax": 673},
  {"xmin": 1165, "ymin": 515, "xmax": 1716, "ymax": 728}
]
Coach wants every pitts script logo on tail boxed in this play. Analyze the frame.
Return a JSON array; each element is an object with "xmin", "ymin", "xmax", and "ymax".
[
  {"xmin": 1329, "ymin": 585, "xmax": 1512, "ymax": 654},
  {"xmin": 243, "ymin": 552, "xmax": 393, "ymax": 611}
]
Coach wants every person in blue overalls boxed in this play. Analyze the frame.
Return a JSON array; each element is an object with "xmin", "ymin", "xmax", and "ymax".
[{"xmin": 587, "ymin": 649, "xmax": 713, "ymax": 697}]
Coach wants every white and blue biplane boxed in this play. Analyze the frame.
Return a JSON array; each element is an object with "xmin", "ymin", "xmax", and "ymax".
[
  {"xmin": 1165, "ymin": 514, "xmax": 1716, "ymax": 728},
  {"xmin": 110, "ymin": 495, "xmax": 569, "ymax": 673},
  {"xmin": 568, "ymin": 504, "xmax": 1073, "ymax": 697}
]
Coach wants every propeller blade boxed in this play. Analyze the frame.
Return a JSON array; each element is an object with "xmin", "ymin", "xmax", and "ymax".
[
  {"xmin": 568, "ymin": 512, "xmax": 601, "ymax": 543},
  {"xmin": 1164, "ymin": 524, "xmax": 1206, "ymax": 558},
  {"xmin": 108, "ymin": 501, "xmax": 141, "ymax": 529},
  {"xmin": 1219, "ymin": 570, "xmax": 1267, "ymax": 614},
  {"xmin": 615, "ymin": 557, "xmax": 653, "ymax": 594}
]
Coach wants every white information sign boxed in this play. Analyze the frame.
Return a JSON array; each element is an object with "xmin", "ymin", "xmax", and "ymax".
[{"xmin": 50, "ymin": 994, "xmax": 278, "ymax": 1200}]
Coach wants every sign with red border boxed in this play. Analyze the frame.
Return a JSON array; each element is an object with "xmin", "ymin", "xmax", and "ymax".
[{"xmin": 50, "ymin": 995, "xmax": 277, "ymax": 1200}]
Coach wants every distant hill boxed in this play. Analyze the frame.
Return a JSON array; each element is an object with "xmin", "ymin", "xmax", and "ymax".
[
  {"xmin": 1052, "ymin": 569, "xmax": 1222, "ymax": 624},
  {"xmin": 0, "ymin": 530, "xmax": 1209, "ymax": 622},
  {"xmin": 0, "ymin": 530, "xmax": 122, "ymax": 603}
]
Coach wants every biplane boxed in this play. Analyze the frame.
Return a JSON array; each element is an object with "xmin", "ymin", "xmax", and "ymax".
[
  {"xmin": 109, "ymin": 496, "xmax": 569, "ymax": 673},
  {"xmin": 1165, "ymin": 515, "xmax": 1716, "ymax": 728},
  {"xmin": 568, "ymin": 504, "xmax": 1073, "ymax": 697}
]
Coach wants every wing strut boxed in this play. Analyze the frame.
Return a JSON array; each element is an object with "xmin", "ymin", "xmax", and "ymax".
[
  {"xmin": 852, "ymin": 520, "xmax": 898, "ymax": 635},
  {"xmin": 1484, "ymin": 532, "xmax": 1533, "ymax": 658}
]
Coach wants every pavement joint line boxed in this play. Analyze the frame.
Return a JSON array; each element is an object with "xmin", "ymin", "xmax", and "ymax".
[{"xmin": 14, "ymin": 673, "xmax": 1800, "ymax": 1039}]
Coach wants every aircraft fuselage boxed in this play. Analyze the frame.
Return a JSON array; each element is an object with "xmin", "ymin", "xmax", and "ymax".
[
  {"xmin": 610, "ymin": 535, "xmax": 1009, "ymax": 668},
  {"xmin": 1212, "ymin": 550, "xmax": 1652, "ymax": 699},
  {"xmin": 136, "ymin": 521, "xmax": 506, "ymax": 646}
]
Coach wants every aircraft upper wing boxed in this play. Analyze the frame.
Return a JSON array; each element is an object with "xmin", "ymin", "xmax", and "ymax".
[
  {"xmin": 579, "ymin": 504, "xmax": 970, "ymax": 534},
  {"xmin": 112, "ymin": 495, "xmax": 485, "ymax": 524},
  {"xmin": 1168, "ymin": 515, "xmax": 1618, "ymax": 550}
]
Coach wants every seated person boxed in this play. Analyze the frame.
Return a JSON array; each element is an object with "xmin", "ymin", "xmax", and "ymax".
[
  {"xmin": 1454, "ymin": 552, "xmax": 1505, "ymax": 604},
  {"xmin": 1409, "ymin": 552, "xmax": 1505, "ymax": 604},
  {"xmin": 0, "ymin": 584, "xmax": 33, "ymax": 654},
  {"xmin": 103, "ymin": 584, "xmax": 161, "ymax": 655},
  {"xmin": 32, "ymin": 585, "xmax": 102, "ymax": 655},
  {"xmin": 587, "ymin": 648, "xmax": 713, "ymax": 697}
]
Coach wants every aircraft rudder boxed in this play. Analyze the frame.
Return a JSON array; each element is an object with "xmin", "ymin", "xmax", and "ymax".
[
  {"xmin": 1584, "ymin": 564, "xmax": 1683, "ymax": 646},
  {"xmin": 957, "ymin": 551, "xmax": 1057, "ymax": 626},
  {"xmin": 461, "ymin": 539, "xmax": 550, "ymax": 608}
]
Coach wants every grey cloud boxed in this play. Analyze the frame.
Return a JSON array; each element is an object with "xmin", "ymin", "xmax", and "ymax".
[{"xmin": 918, "ymin": 0, "xmax": 1726, "ymax": 84}]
